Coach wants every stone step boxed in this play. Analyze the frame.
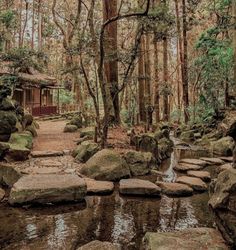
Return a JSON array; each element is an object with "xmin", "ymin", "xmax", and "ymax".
[
  {"xmin": 85, "ymin": 178, "xmax": 114, "ymax": 195},
  {"xmin": 156, "ymin": 181, "xmax": 193, "ymax": 197},
  {"xmin": 174, "ymin": 163, "xmax": 203, "ymax": 172},
  {"xmin": 187, "ymin": 170, "xmax": 211, "ymax": 182},
  {"xmin": 179, "ymin": 158, "xmax": 208, "ymax": 167},
  {"xmin": 176, "ymin": 176, "xmax": 207, "ymax": 192},
  {"xmin": 200, "ymin": 157, "xmax": 224, "ymax": 165},
  {"xmin": 31, "ymin": 150, "xmax": 64, "ymax": 158},
  {"xmin": 9, "ymin": 174, "xmax": 87, "ymax": 205},
  {"xmin": 119, "ymin": 179, "xmax": 161, "ymax": 197}
]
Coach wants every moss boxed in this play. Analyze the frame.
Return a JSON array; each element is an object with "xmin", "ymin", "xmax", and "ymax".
[{"xmin": 8, "ymin": 132, "xmax": 33, "ymax": 150}]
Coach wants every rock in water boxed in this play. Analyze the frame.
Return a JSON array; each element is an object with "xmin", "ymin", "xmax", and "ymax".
[
  {"xmin": 200, "ymin": 157, "xmax": 224, "ymax": 165},
  {"xmin": 174, "ymin": 163, "xmax": 203, "ymax": 172},
  {"xmin": 176, "ymin": 176, "xmax": 207, "ymax": 191},
  {"xmin": 9, "ymin": 174, "xmax": 87, "ymax": 205},
  {"xmin": 77, "ymin": 241, "xmax": 118, "ymax": 250},
  {"xmin": 209, "ymin": 169, "xmax": 236, "ymax": 247},
  {"xmin": 179, "ymin": 158, "xmax": 207, "ymax": 166},
  {"xmin": 144, "ymin": 228, "xmax": 228, "ymax": 250},
  {"xmin": 85, "ymin": 178, "xmax": 114, "ymax": 195},
  {"xmin": 124, "ymin": 151, "xmax": 153, "ymax": 176},
  {"xmin": 156, "ymin": 182, "xmax": 193, "ymax": 197},
  {"xmin": 119, "ymin": 179, "xmax": 161, "ymax": 197},
  {"xmin": 187, "ymin": 170, "xmax": 211, "ymax": 182},
  {"xmin": 80, "ymin": 149, "xmax": 130, "ymax": 181},
  {"xmin": 211, "ymin": 136, "xmax": 235, "ymax": 156}
]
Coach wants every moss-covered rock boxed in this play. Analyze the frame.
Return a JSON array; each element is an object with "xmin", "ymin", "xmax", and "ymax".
[
  {"xmin": 0, "ymin": 164, "xmax": 22, "ymax": 187},
  {"xmin": 69, "ymin": 114, "xmax": 83, "ymax": 128},
  {"xmin": 25, "ymin": 124, "xmax": 38, "ymax": 137},
  {"xmin": 73, "ymin": 141, "xmax": 100, "ymax": 163},
  {"xmin": 0, "ymin": 111, "xmax": 17, "ymax": 142},
  {"xmin": 180, "ymin": 130, "xmax": 195, "ymax": 142},
  {"xmin": 136, "ymin": 133, "xmax": 158, "ymax": 159},
  {"xmin": 22, "ymin": 114, "xmax": 33, "ymax": 128},
  {"xmin": 211, "ymin": 136, "xmax": 235, "ymax": 156},
  {"xmin": 124, "ymin": 151, "xmax": 154, "ymax": 176},
  {"xmin": 80, "ymin": 149, "xmax": 131, "ymax": 181},
  {"xmin": 80, "ymin": 127, "xmax": 95, "ymax": 139},
  {"xmin": 158, "ymin": 137, "xmax": 174, "ymax": 160},
  {"xmin": 64, "ymin": 124, "xmax": 78, "ymax": 133}
]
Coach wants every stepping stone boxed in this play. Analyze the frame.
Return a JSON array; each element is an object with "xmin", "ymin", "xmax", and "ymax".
[
  {"xmin": 156, "ymin": 181, "xmax": 193, "ymax": 197},
  {"xmin": 0, "ymin": 188, "xmax": 5, "ymax": 201},
  {"xmin": 39, "ymin": 159, "xmax": 63, "ymax": 168},
  {"xmin": 0, "ymin": 164, "xmax": 22, "ymax": 187},
  {"xmin": 200, "ymin": 157, "xmax": 224, "ymax": 165},
  {"xmin": 174, "ymin": 163, "xmax": 203, "ymax": 172},
  {"xmin": 179, "ymin": 158, "xmax": 207, "ymax": 167},
  {"xmin": 187, "ymin": 170, "xmax": 211, "ymax": 182},
  {"xmin": 21, "ymin": 167, "xmax": 62, "ymax": 175},
  {"xmin": 220, "ymin": 156, "xmax": 233, "ymax": 162},
  {"xmin": 9, "ymin": 174, "xmax": 87, "ymax": 205},
  {"xmin": 119, "ymin": 179, "xmax": 161, "ymax": 197},
  {"xmin": 218, "ymin": 163, "xmax": 233, "ymax": 173},
  {"xmin": 176, "ymin": 176, "xmax": 207, "ymax": 191},
  {"xmin": 31, "ymin": 150, "xmax": 64, "ymax": 158},
  {"xmin": 144, "ymin": 228, "xmax": 228, "ymax": 250},
  {"xmin": 77, "ymin": 240, "xmax": 118, "ymax": 250},
  {"xmin": 85, "ymin": 178, "xmax": 114, "ymax": 195}
]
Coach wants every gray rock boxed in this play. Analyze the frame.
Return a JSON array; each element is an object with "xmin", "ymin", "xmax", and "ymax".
[
  {"xmin": 64, "ymin": 124, "xmax": 78, "ymax": 133},
  {"xmin": 9, "ymin": 174, "xmax": 87, "ymax": 205},
  {"xmin": 80, "ymin": 149, "xmax": 130, "ymax": 181},
  {"xmin": 119, "ymin": 179, "xmax": 161, "ymax": 197},
  {"xmin": 0, "ymin": 164, "xmax": 22, "ymax": 187}
]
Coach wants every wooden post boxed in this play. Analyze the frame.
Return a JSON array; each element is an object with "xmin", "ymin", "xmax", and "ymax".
[
  {"xmin": 40, "ymin": 88, "xmax": 42, "ymax": 116},
  {"xmin": 57, "ymin": 88, "xmax": 60, "ymax": 114}
]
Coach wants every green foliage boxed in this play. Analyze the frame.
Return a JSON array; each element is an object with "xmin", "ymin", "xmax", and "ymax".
[
  {"xmin": 1, "ymin": 48, "xmax": 48, "ymax": 72},
  {"xmin": 0, "ymin": 75, "xmax": 18, "ymax": 88},
  {"xmin": 56, "ymin": 89, "xmax": 75, "ymax": 105}
]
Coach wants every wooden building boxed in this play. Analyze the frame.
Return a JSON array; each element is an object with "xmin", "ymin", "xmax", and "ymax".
[{"xmin": 0, "ymin": 61, "xmax": 60, "ymax": 116}]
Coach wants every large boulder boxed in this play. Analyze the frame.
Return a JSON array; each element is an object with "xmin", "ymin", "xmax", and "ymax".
[
  {"xmin": 211, "ymin": 136, "xmax": 235, "ymax": 156},
  {"xmin": 80, "ymin": 149, "xmax": 131, "ymax": 181},
  {"xmin": 119, "ymin": 179, "xmax": 161, "ymax": 197},
  {"xmin": 77, "ymin": 241, "xmax": 118, "ymax": 250},
  {"xmin": 0, "ymin": 142, "xmax": 10, "ymax": 159},
  {"xmin": 158, "ymin": 137, "xmax": 174, "ymax": 160},
  {"xmin": 209, "ymin": 169, "xmax": 236, "ymax": 247},
  {"xmin": 73, "ymin": 141, "xmax": 100, "ymax": 163},
  {"xmin": 219, "ymin": 110, "xmax": 236, "ymax": 139},
  {"xmin": 180, "ymin": 130, "xmax": 195, "ymax": 142},
  {"xmin": 9, "ymin": 174, "xmax": 87, "ymax": 205},
  {"xmin": 22, "ymin": 113, "xmax": 33, "ymax": 128},
  {"xmin": 143, "ymin": 228, "xmax": 228, "ymax": 250},
  {"xmin": 124, "ymin": 151, "xmax": 154, "ymax": 176}
]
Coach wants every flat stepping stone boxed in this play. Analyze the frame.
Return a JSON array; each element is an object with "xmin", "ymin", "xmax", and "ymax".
[
  {"xmin": 21, "ymin": 167, "xmax": 62, "ymax": 175},
  {"xmin": 144, "ymin": 228, "xmax": 228, "ymax": 250},
  {"xmin": 9, "ymin": 174, "xmax": 87, "ymax": 205},
  {"xmin": 119, "ymin": 179, "xmax": 161, "ymax": 197},
  {"xmin": 77, "ymin": 240, "xmax": 118, "ymax": 250},
  {"xmin": 187, "ymin": 170, "xmax": 211, "ymax": 182},
  {"xmin": 156, "ymin": 181, "xmax": 193, "ymax": 197},
  {"xmin": 85, "ymin": 178, "xmax": 114, "ymax": 195},
  {"xmin": 176, "ymin": 176, "xmax": 207, "ymax": 192},
  {"xmin": 200, "ymin": 157, "xmax": 224, "ymax": 165},
  {"xmin": 0, "ymin": 188, "xmax": 5, "ymax": 201},
  {"xmin": 179, "ymin": 158, "xmax": 207, "ymax": 166},
  {"xmin": 174, "ymin": 163, "xmax": 203, "ymax": 172},
  {"xmin": 39, "ymin": 159, "xmax": 63, "ymax": 168},
  {"xmin": 220, "ymin": 156, "xmax": 233, "ymax": 162},
  {"xmin": 218, "ymin": 163, "xmax": 233, "ymax": 173},
  {"xmin": 31, "ymin": 151, "xmax": 64, "ymax": 158}
]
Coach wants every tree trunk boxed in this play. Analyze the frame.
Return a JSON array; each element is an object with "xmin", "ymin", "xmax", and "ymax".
[
  {"xmin": 103, "ymin": 0, "xmax": 120, "ymax": 124},
  {"xmin": 138, "ymin": 35, "xmax": 146, "ymax": 122},
  {"xmin": 182, "ymin": 0, "xmax": 189, "ymax": 123},
  {"xmin": 38, "ymin": 0, "xmax": 42, "ymax": 50},
  {"xmin": 163, "ymin": 36, "xmax": 169, "ymax": 121},
  {"xmin": 154, "ymin": 40, "xmax": 160, "ymax": 123}
]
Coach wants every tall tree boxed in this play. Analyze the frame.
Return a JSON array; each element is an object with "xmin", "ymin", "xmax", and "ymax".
[{"xmin": 103, "ymin": 0, "xmax": 120, "ymax": 124}]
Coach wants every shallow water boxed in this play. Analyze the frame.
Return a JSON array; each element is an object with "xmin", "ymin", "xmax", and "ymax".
[{"xmin": 0, "ymin": 148, "xmax": 214, "ymax": 250}]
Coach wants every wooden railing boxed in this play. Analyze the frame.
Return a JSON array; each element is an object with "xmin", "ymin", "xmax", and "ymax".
[
  {"xmin": 32, "ymin": 106, "xmax": 58, "ymax": 116},
  {"xmin": 58, "ymin": 104, "xmax": 80, "ymax": 114}
]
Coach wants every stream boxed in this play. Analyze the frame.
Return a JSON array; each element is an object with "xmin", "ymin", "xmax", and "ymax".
[{"xmin": 0, "ymin": 147, "xmax": 214, "ymax": 250}]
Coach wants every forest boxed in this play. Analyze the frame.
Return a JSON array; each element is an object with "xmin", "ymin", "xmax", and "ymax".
[{"xmin": 0, "ymin": 0, "xmax": 236, "ymax": 250}]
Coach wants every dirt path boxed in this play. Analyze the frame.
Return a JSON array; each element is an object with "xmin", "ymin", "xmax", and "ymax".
[{"xmin": 33, "ymin": 119, "xmax": 80, "ymax": 151}]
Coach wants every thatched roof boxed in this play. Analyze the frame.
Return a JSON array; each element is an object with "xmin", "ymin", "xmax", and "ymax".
[{"xmin": 0, "ymin": 61, "xmax": 57, "ymax": 88}]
